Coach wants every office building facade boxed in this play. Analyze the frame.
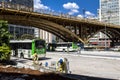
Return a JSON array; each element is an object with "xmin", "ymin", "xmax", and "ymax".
[
  {"xmin": 39, "ymin": 30, "xmax": 56, "ymax": 43},
  {"xmin": 99, "ymin": 0, "xmax": 120, "ymax": 25},
  {"xmin": 9, "ymin": 24, "xmax": 35, "ymax": 39},
  {"xmin": 89, "ymin": 0, "xmax": 120, "ymax": 47},
  {"xmin": 34, "ymin": 29, "xmax": 56, "ymax": 43},
  {"xmin": 0, "ymin": 0, "xmax": 33, "ymax": 7},
  {"xmin": 91, "ymin": 0, "xmax": 120, "ymax": 47}
]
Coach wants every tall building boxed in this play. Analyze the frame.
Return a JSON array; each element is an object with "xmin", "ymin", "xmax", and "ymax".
[
  {"xmin": 92, "ymin": 0, "xmax": 120, "ymax": 47},
  {"xmin": 39, "ymin": 30, "xmax": 56, "ymax": 43},
  {"xmin": 9, "ymin": 0, "xmax": 33, "ymax": 7},
  {"xmin": 89, "ymin": 0, "xmax": 118, "ymax": 47},
  {"xmin": 99, "ymin": 0, "xmax": 120, "ymax": 25},
  {"xmin": 0, "ymin": 0, "xmax": 33, "ymax": 7}
]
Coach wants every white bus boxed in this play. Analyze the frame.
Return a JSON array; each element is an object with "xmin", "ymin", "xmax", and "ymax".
[
  {"xmin": 55, "ymin": 42, "xmax": 78, "ymax": 52},
  {"xmin": 10, "ymin": 39, "xmax": 46, "ymax": 58}
]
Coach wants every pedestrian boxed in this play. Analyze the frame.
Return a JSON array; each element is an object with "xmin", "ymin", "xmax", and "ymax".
[{"xmin": 77, "ymin": 47, "xmax": 81, "ymax": 54}]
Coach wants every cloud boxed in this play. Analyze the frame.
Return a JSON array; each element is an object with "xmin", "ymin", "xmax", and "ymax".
[
  {"xmin": 63, "ymin": 2, "xmax": 79, "ymax": 15},
  {"xmin": 34, "ymin": 0, "xmax": 50, "ymax": 10},
  {"xmin": 85, "ymin": 11, "xmax": 95, "ymax": 16},
  {"xmin": 77, "ymin": 14, "xmax": 83, "ymax": 18},
  {"xmin": 83, "ymin": 11, "xmax": 97, "ymax": 19},
  {"xmin": 77, "ymin": 10, "xmax": 97, "ymax": 19},
  {"xmin": 68, "ymin": 9, "xmax": 79, "ymax": 15},
  {"xmin": 63, "ymin": 2, "xmax": 79, "ymax": 10}
]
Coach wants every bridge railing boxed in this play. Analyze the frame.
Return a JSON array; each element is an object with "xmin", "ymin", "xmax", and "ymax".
[
  {"xmin": 34, "ymin": 8, "xmax": 78, "ymax": 19},
  {"xmin": 0, "ymin": 2, "xmax": 82, "ymax": 19},
  {"xmin": 0, "ymin": 1, "xmax": 105, "ymax": 26},
  {"xmin": 34, "ymin": 9, "xmax": 101, "ymax": 25}
]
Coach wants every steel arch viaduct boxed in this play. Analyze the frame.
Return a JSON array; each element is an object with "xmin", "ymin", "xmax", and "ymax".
[{"xmin": 0, "ymin": 4, "xmax": 120, "ymax": 45}]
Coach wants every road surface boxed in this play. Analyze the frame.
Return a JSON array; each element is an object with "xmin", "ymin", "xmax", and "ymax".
[{"xmin": 12, "ymin": 51, "xmax": 120, "ymax": 80}]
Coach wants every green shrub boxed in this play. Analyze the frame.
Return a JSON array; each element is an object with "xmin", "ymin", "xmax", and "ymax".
[
  {"xmin": 0, "ymin": 44, "xmax": 11, "ymax": 61},
  {"xmin": 0, "ymin": 20, "xmax": 11, "ymax": 61}
]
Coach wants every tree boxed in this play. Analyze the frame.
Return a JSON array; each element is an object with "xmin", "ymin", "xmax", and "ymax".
[{"xmin": 0, "ymin": 20, "xmax": 12, "ymax": 61}]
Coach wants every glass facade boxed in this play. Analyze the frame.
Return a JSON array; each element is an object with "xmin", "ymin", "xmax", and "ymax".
[{"xmin": 9, "ymin": 24, "xmax": 35, "ymax": 40}]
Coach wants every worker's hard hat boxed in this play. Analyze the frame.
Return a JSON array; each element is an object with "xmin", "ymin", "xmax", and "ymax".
[{"xmin": 59, "ymin": 59, "xmax": 63, "ymax": 64}]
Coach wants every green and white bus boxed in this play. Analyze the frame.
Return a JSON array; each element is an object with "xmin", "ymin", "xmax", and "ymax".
[
  {"xmin": 10, "ymin": 39, "xmax": 46, "ymax": 58},
  {"xmin": 55, "ymin": 42, "xmax": 79, "ymax": 52}
]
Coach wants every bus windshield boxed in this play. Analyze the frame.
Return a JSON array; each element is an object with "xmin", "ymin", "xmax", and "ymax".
[
  {"xmin": 35, "ymin": 40, "xmax": 46, "ymax": 55},
  {"xmin": 35, "ymin": 40, "xmax": 45, "ymax": 49}
]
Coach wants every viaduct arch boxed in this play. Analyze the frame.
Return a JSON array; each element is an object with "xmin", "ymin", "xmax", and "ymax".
[{"xmin": 0, "ymin": 5, "xmax": 120, "ymax": 45}]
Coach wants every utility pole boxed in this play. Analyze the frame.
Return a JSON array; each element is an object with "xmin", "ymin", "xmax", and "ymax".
[{"xmin": 105, "ymin": 23, "xmax": 107, "ymax": 50}]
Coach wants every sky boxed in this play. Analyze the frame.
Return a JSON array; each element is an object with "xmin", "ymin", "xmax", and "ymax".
[{"xmin": 34, "ymin": 0, "xmax": 99, "ymax": 18}]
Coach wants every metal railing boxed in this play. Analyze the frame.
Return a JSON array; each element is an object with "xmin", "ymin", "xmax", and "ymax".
[
  {"xmin": 0, "ymin": 1, "xmax": 113, "ymax": 27},
  {"xmin": 0, "ymin": 2, "xmax": 94, "ymax": 19}
]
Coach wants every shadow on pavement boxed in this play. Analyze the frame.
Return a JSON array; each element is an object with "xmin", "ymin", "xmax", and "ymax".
[
  {"xmin": 0, "ymin": 60, "xmax": 17, "ymax": 65},
  {"xmin": 62, "ymin": 73, "xmax": 116, "ymax": 80},
  {"xmin": 38, "ymin": 57, "xmax": 51, "ymax": 61},
  {"xmin": 0, "ymin": 72, "xmax": 76, "ymax": 80},
  {"xmin": 16, "ymin": 59, "xmax": 28, "ymax": 63}
]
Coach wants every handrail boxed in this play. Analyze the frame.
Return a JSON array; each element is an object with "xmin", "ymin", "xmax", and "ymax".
[{"xmin": 0, "ymin": 2, "xmax": 92, "ymax": 21}]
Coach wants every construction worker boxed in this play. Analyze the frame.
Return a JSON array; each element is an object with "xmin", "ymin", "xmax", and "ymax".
[
  {"xmin": 57, "ymin": 58, "xmax": 65, "ymax": 73},
  {"xmin": 64, "ymin": 58, "xmax": 70, "ymax": 73},
  {"xmin": 33, "ymin": 51, "xmax": 38, "ymax": 64}
]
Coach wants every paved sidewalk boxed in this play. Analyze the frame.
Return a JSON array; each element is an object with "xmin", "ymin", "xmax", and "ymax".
[
  {"xmin": 48, "ymin": 51, "xmax": 120, "ymax": 60},
  {"xmin": 79, "ymin": 51, "xmax": 120, "ymax": 60},
  {"xmin": 81, "ymin": 51, "xmax": 120, "ymax": 55}
]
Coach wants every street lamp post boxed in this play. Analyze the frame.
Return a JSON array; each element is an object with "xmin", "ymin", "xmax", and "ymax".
[{"xmin": 105, "ymin": 23, "xmax": 107, "ymax": 50}]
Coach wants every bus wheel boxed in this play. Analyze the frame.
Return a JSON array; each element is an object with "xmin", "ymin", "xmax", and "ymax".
[
  {"xmin": 63, "ymin": 49, "xmax": 65, "ymax": 52},
  {"xmin": 20, "ymin": 52, "xmax": 24, "ymax": 58}
]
